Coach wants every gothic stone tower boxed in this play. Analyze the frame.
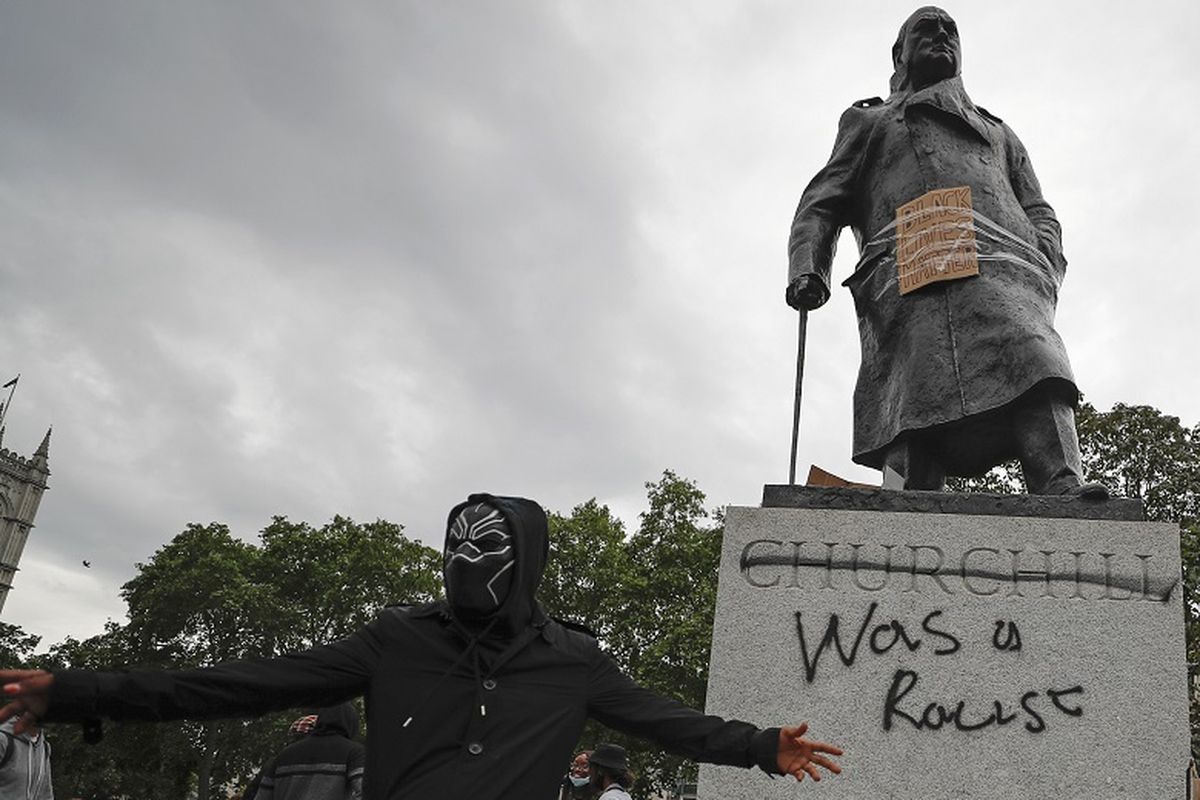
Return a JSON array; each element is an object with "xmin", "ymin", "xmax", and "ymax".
[{"xmin": 0, "ymin": 428, "xmax": 50, "ymax": 614}]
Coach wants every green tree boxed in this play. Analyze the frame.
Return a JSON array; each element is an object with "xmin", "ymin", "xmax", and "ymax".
[
  {"xmin": 948, "ymin": 402, "xmax": 1200, "ymax": 510},
  {"xmin": 617, "ymin": 471, "xmax": 723, "ymax": 799},
  {"xmin": 121, "ymin": 523, "xmax": 280, "ymax": 800},
  {"xmin": 541, "ymin": 499, "xmax": 631, "ymax": 643},
  {"xmin": 1076, "ymin": 403, "xmax": 1200, "ymax": 523},
  {"xmin": 546, "ymin": 472, "xmax": 723, "ymax": 800},
  {"xmin": 123, "ymin": 523, "xmax": 276, "ymax": 665},
  {"xmin": 258, "ymin": 515, "xmax": 443, "ymax": 650},
  {"xmin": 618, "ymin": 472, "xmax": 721, "ymax": 717},
  {"xmin": 0, "ymin": 622, "xmax": 40, "ymax": 669}
]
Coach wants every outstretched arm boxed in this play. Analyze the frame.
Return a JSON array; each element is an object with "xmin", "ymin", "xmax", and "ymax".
[
  {"xmin": 776, "ymin": 723, "xmax": 843, "ymax": 783},
  {"xmin": 1, "ymin": 613, "xmax": 388, "ymax": 734},
  {"xmin": 586, "ymin": 649, "xmax": 842, "ymax": 782}
]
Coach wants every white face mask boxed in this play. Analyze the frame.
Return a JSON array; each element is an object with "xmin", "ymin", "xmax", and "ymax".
[{"xmin": 570, "ymin": 776, "xmax": 590, "ymax": 788}]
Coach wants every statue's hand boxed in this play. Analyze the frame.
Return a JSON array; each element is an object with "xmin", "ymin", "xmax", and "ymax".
[{"xmin": 785, "ymin": 275, "xmax": 830, "ymax": 311}]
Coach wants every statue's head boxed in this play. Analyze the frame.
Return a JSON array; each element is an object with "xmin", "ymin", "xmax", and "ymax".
[{"xmin": 891, "ymin": 6, "xmax": 961, "ymax": 93}]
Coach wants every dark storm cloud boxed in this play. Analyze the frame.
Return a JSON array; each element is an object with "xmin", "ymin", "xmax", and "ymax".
[{"xmin": 0, "ymin": 2, "xmax": 670, "ymax": 639}]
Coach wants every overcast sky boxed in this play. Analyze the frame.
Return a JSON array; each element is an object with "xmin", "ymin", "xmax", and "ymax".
[{"xmin": 2, "ymin": 1, "xmax": 1198, "ymax": 648}]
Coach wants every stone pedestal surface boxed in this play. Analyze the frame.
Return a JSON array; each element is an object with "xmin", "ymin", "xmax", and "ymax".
[{"xmin": 699, "ymin": 490, "xmax": 1188, "ymax": 798}]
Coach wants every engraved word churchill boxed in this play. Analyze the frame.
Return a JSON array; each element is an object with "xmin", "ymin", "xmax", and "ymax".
[{"xmin": 739, "ymin": 539, "xmax": 1176, "ymax": 601}]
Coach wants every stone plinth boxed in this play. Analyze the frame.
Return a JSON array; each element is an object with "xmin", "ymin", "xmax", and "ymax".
[{"xmin": 699, "ymin": 489, "xmax": 1188, "ymax": 798}]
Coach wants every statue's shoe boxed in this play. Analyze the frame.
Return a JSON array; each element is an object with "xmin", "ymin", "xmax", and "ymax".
[
  {"xmin": 1042, "ymin": 479, "xmax": 1110, "ymax": 500},
  {"xmin": 1053, "ymin": 481, "xmax": 1110, "ymax": 500},
  {"xmin": 1073, "ymin": 482, "xmax": 1110, "ymax": 500}
]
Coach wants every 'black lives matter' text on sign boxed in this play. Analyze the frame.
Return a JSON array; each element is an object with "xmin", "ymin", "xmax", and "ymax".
[{"xmin": 896, "ymin": 186, "xmax": 979, "ymax": 295}]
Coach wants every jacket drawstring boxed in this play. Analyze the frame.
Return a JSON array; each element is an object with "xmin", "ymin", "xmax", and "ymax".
[
  {"xmin": 401, "ymin": 616, "xmax": 499, "ymax": 731},
  {"xmin": 414, "ymin": 612, "xmax": 542, "ymax": 746},
  {"xmin": 472, "ymin": 622, "xmax": 544, "ymax": 718},
  {"xmin": 472, "ymin": 648, "xmax": 486, "ymax": 718}
]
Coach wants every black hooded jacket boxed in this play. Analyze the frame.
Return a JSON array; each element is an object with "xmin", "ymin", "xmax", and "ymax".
[
  {"xmin": 45, "ymin": 493, "xmax": 781, "ymax": 799},
  {"xmin": 246, "ymin": 703, "xmax": 365, "ymax": 800}
]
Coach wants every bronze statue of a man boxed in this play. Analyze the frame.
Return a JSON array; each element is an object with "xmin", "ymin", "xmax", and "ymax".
[{"xmin": 786, "ymin": 6, "xmax": 1105, "ymax": 497}]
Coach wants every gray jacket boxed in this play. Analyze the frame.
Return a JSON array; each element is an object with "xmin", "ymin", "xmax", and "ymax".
[{"xmin": 0, "ymin": 719, "xmax": 53, "ymax": 800}]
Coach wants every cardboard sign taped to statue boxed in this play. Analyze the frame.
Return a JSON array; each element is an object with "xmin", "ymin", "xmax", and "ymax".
[{"xmin": 895, "ymin": 186, "xmax": 979, "ymax": 295}]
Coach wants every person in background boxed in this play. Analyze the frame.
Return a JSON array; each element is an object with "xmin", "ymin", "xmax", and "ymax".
[
  {"xmin": 587, "ymin": 744, "xmax": 634, "ymax": 800},
  {"xmin": 0, "ymin": 715, "xmax": 53, "ymax": 799},
  {"xmin": 559, "ymin": 750, "xmax": 593, "ymax": 800},
  {"xmin": 244, "ymin": 703, "xmax": 363, "ymax": 800},
  {"xmin": 287, "ymin": 713, "xmax": 319, "ymax": 739},
  {"xmin": 241, "ymin": 711, "xmax": 323, "ymax": 799}
]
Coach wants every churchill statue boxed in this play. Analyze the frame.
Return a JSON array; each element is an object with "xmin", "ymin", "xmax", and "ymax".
[{"xmin": 786, "ymin": 6, "xmax": 1106, "ymax": 498}]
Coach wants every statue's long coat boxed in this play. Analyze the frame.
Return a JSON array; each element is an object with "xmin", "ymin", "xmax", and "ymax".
[{"xmin": 788, "ymin": 79, "xmax": 1077, "ymax": 473}]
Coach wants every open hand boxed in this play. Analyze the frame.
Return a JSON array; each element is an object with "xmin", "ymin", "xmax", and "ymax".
[
  {"xmin": 776, "ymin": 722, "xmax": 843, "ymax": 782},
  {"xmin": 0, "ymin": 670, "xmax": 54, "ymax": 735}
]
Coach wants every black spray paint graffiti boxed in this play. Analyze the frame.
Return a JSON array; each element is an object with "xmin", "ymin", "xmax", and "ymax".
[
  {"xmin": 795, "ymin": 603, "xmax": 1084, "ymax": 734},
  {"xmin": 992, "ymin": 620, "xmax": 1022, "ymax": 652},
  {"xmin": 795, "ymin": 601, "xmax": 959, "ymax": 682},
  {"xmin": 883, "ymin": 670, "xmax": 1083, "ymax": 733}
]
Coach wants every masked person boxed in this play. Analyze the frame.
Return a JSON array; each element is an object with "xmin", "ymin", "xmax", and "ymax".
[
  {"xmin": 559, "ymin": 750, "xmax": 593, "ymax": 800},
  {"xmin": 0, "ymin": 494, "xmax": 842, "ymax": 798}
]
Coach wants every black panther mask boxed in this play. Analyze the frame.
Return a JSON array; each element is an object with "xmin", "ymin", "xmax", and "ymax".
[{"xmin": 444, "ymin": 501, "xmax": 516, "ymax": 619}]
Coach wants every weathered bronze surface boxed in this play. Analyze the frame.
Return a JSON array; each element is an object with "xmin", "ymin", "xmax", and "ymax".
[
  {"xmin": 762, "ymin": 485, "xmax": 1142, "ymax": 521},
  {"xmin": 785, "ymin": 7, "xmax": 1104, "ymax": 497}
]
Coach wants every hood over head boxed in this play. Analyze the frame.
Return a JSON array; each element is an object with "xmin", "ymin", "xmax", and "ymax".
[
  {"xmin": 443, "ymin": 492, "xmax": 549, "ymax": 635},
  {"xmin": 312, "ymin": 702, "xmax": 360, "ymax": 739}
]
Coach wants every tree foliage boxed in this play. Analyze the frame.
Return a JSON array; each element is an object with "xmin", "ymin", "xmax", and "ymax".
[
  {"xmin": 258, "ymin": 515, "xmax": 443, "ymax": 650},
  {"xmin": 540, "ymin": 498, "xmax": 631, "ymax": 645},
  {"xmin": 948, "ymin": 402, "xmax": 1200, "ymax": 519},
  {"xmin": 543, "ymin": 471, "xmax": 722, "ymax": 799},
  {"xmin": 0, "ymin": 622, "xmax": 41, "ymax": 670},
  {"xmin": 1076, "ymin": 403, "xmax": 1200, "ymax": 524}
]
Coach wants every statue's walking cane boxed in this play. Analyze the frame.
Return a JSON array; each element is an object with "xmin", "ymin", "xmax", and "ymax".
[{"xmin": 788, "ymin": 309, "xmax": 809, "ymax": 486}]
